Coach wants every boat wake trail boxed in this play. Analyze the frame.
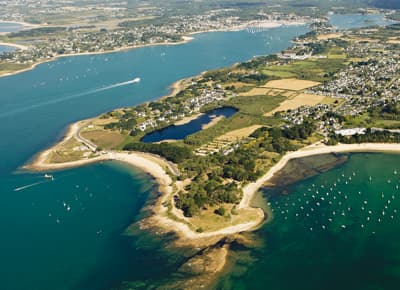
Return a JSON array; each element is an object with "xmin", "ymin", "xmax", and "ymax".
[
  {"xmin": 14, "ymin": 180, "xmax": 48, "ymax": 192},
  {"xmin": 0, "ymin": 78, "xmax": 141, "ymax": 119}
]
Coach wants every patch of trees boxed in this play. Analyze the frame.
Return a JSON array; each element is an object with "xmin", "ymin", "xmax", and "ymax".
[
  {"xmin": 298, "ymin": 31, "xmax": 317, "ymax": 40},
  {"xmin": 321, "ymin": 111, "xmax": 345, "ymax": 123},
  {"xmin": 282, "ymin": 121, "xmax": 315, "ymax": 140},
  {"xmin": 123, "ymin": 142, "xmax": 193, "ymax": 163},
  {"xmin": 176, "ymin": 176, "xmax": 241, "ymax": 217},
  {"xmin": 222, "ymin": 149, "xmax": 261, "ymax": 181},
  {"xmin": 329, "ymin": 129, "xmax": 400, "ymax": 144},
  {"xmin": 253, "ymin": 121, "xmax": 314, "ymax": 141},
  {"xmin": 251, "ymin": 122, "xmax": 315, "ymax": 154},
  {"xmin": 203, "ymin": 69, "xmax": 270, "ymax": 85},
  {"xmin": 237, "ymin": 55, "xmax": 278, "ymax": 70},
  {"xmin": 306, "ymin": 42, "xmax": 327, "ymax": 54},
  {"xmin": 104, "ymin": 118, "xmax": 137, "ymax": 131},
  {"xmin": 9, "ymin": 27, "xmax": 66, "ymax": 38},
  {"xmin": 379, "ymin": 102, "xmax": 400, "ymax": 119},
  {"xmin": 367, "ymin": 101, "xmax": 400, "ymax": 120}
]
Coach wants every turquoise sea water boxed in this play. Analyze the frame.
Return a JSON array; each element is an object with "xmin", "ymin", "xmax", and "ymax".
[
  {"xmin": 0, "ymin": 14, "xmax": 394, "ymax": 289},
  {"xmin": 220, "ymin": 153, "xmax": 400, "ymax": 290}
]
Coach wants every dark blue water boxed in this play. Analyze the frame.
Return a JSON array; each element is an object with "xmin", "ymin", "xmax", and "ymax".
[{"xmin": 142, "ymin": 107, "xmax": 237, "ymax": 142}]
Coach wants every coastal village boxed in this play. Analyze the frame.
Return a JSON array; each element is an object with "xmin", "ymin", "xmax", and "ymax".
[{"xmin": 0, "ymin": 9, "xmax": 310, "ymax": 68}]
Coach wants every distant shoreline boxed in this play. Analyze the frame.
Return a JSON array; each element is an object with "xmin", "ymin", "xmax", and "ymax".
[
  {"xmin": 0, "ymin": 36, "xmax": 196, "ymax": 78},
  {"xmin": 0, "ymin": 19, "xmax": 307, "ymax": 79},
  {"xmin": 0, "ymin": 42, "xmax": 28, "ymax": 50},
  {"xmin": 0, "ymin": 20, "xmax": 38, "ymax": 27}
]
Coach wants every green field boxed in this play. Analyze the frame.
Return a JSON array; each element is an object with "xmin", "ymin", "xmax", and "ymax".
[
  {"xmin": 0, "ymin": 63, "xmax": 30, "ymax": 76},
  {"xmin": 345, "ymin": 114, "xmax": 400, "ymax": 129},
  {"xmin": 261, "ymin": 58, "xmax": 346, "ymax": 82},
  {"xmin": 184, "ymin": 94, "xmax": 285, "ymax": 146}
]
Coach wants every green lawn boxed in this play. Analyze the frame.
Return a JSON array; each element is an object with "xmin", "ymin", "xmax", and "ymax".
[
  {"xmin": 261, "ymin": 69, "xmax": 297, "ymax": 78},
  {"xmin": 345, "ymin": 114, "xmax": 400, "ymax": 129},
  {"xmin": 263, "ymin": 58, "xmax": 346, "ymax": 82},
  {"xmin": 0, "ymin": 63, "xmax": 30, "ymax": 76}
]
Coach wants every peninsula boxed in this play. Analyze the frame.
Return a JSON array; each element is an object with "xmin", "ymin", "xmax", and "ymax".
[{"xmin": 24, "ymin": 21, "xmax": 400, "ymax": 289}]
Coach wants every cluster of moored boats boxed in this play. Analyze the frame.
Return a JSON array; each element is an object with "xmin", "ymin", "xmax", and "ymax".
[{"xmin": 269, "ymin": 169, "xmax": 400, "ymax": 234}]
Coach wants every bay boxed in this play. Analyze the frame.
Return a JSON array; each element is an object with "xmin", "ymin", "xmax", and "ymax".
[{"xmin": 220, "ymin": 153, "xmax": 400, "ymax": 290}]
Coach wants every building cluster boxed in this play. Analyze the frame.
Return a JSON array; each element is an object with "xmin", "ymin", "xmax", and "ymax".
[
  {"xmin": 280, "ymin": 30, "xmax": 400, "ymax": 137},
  {"xmin": 1, "ymin": 11, "xmax": 310, "ymax": 65},
  {"xmin": 135, "ymin": 87, "xmax": 227, "ymax": 132},
  {"xmin": 310, "ymin": 41, "xmax": 400, "ymax": 118}
]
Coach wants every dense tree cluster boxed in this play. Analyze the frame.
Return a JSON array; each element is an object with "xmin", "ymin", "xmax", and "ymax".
[
  {"xmin": 176, "ymin": 173, "xmax": 241, "ymax": 217},
  {"xmin": 203, "ymin": 69, "xmax": 270, "ymax": 85},
  {"xmin": 9, "ymin": 27, "xmax": 66, "ymax": 37},
  {"xmin": 252, "ymin": 121, "xmax": 314, "ymax": 141},
  {"xmin": 123, "ymin": 142, "xmax": 193, "ymax": 163},
  {"xmin": 329, "ymin": 129, "xmax": 400, "ymax": 144},
  {"xmin": 237, "ymin": 55, "xmax": 278, "ymax": 70},
  {"xmin": 104, "ymin": 118, "xmax": 137, "ymax": 131},
  {"xmin": 365, "ymin": 101, "xmax": 400, "ymax": 121}
]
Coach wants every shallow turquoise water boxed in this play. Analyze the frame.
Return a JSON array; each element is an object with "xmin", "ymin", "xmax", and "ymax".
[{"xmin": 221, "ymin": 153, "xmax": 400, "ymax": 290}]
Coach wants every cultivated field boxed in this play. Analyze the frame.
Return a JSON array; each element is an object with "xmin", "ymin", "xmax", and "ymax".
[
  {"xmin": 265, "ymin": 93, "xmax": 326, "ymax": 116},
  {"xmin": 317, "ymin": 33, "xmax": 343, "ymax": 40},
  {"xmin": 216, "ymin": 125, "xmax": 262, "ymax": 142},
  {"xmin": 262, "ymin": 78, "xmax": 321, "ymax": 91}
]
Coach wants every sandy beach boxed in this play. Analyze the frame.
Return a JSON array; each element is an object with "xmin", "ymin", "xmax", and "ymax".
[
  {"xmin": 0, "ymin": 20, "xmax": 38, "ymax": 27},
  {"xmin": 174, "ymin": 113, "xmax": 204, "ymax": 126},
  {"xmin": 0, "ymin": 42, "xmax": 28, "ymax": 50}
]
